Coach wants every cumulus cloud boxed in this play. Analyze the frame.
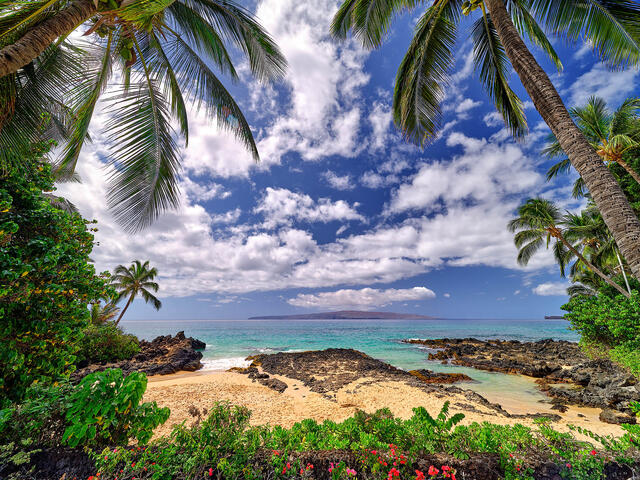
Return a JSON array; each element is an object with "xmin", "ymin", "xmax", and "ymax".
[
  {"xmin": 255, "ymin": 187, "xmax": 364, "ymax": 228},
  {"xmin": 324, "ymin": 171, "xmax": 355, "ymax": 190},
  {"xmin": 569, "ymin": 63, "xmax": 639, "ymax": 106},
  {"xmin": 288, "ymin": 286, "xmax": 436, "ymax": 309},
  {"xmin": 533, "ymin": 282, "xmax": 570, "ymax": 296}
]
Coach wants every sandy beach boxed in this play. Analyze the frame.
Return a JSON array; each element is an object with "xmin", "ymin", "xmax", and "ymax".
[{"xmin": 145, "ymin": 367, "xmax": 624, "ymax": 439}]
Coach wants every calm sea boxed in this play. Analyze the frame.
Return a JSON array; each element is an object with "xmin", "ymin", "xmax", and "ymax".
[{"xmin": 121, "ymin": 318, "xmax": 577, "ymax": 411}]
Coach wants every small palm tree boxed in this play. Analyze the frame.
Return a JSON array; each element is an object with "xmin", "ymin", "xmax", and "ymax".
[
  {"xmin": 90, "ymin": 301, "xmax": 120, "ymax": 325},
  {"xmin": 545, "ymin": 97, "xmax": 640, "ymax": 196},
  {"xmin": 0, "ymin": 0, "xmax": 286, "ymax": 231},
  {"xmin": 508, "ymin": 198, "xmax": 629, "ymax": 298},
  {"xmin": 111, "ymin": 260, "xmax": 161, "ymax": 325},
  {"xmin": 332, "ymin": 0, "xmax": 640, "ymax": 281}
]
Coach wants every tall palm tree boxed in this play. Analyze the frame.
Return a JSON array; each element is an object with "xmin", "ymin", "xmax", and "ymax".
[
  {"xmin": 545, "ymin": 97, "xmax": 640, "ymax": 195},
  {"xmin": 0, "ymin": 0, "xmax": 286, "ymax": 231},
  {"xmin": 331, "ymin": 0, "xmax": 640, "ymax": 280},
  {"xmin": 507, "ymin": 198, "xmax": 630, "ymax": 297},
  {"xmin": 111, "ymin": 260, "xmax": 161, "ymax": 325}
]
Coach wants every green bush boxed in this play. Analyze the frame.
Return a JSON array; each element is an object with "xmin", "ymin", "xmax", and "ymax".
[
  {"xmin": 562, "ymin": 293, "xmax": 640, "ymax": 375},
  {"xmin": 0, "ymin": 149, "xmax": 110, "ymax": 406},
  {"xmin": 63, "ymin": 369, "xmax": 169, "ymax": 447},
  {"xmin": 0, "ymin": 369, "xmax": 169, "ymax": 449},
  {"xmin": 75, "ymin": 323, "xmax": 140, "ymax": 365}
]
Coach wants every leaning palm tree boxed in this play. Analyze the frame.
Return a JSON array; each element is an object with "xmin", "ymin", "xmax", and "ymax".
[
  {"xmin": 508, "ymin": 198, "xmax": 630, "ymax": 297},
  {"xmin": 111, "ymin": 260, "xmax": 161, "ymax": 325},
  {"xmin": 545, "ymin": 97, "xmax": 640, "ymax": 196},
  {"xmin": 332, "ymin": 0, "xmax": 640, "ymax": 280},
  {"xmin": 0, "ymin": 0, "xmax": 286, "ymax": 231}
]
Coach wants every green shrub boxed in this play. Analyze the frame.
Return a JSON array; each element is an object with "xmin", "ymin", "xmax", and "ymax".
[
  {"xmin": 562, "ymin": 292, "xmax": 640, "ymax": 376},
  {"xmin": 0, "ymin": 369, "xmax": 169, "ymax": 450},
  {"xmin": 75, "ymin": 323, "xmax": 140, "ymax": 365},
  {"xmin": 63, "ymin": 369, "xmax": 169, "ymax": 447},
  {"xmin": 0, "ymin": 149, "xmax": 110, "ymax": 406}
]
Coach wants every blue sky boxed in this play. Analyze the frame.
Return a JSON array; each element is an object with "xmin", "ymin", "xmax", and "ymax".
[{"xmin": 58, "ymin": 0, "xmax": 640, "ymax": 320}]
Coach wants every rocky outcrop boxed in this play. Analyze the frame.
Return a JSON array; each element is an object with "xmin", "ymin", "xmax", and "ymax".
[
  {"xmin": 405, "ymin": 338, "xmax": 640, "ymax": 422},
  {"xmin": 409, "ymin": 369, "xmax": 474, "ymax": 384},
  {"xmin": 73, "ymin": 331, "xmax": 205, "ymax": 379}
]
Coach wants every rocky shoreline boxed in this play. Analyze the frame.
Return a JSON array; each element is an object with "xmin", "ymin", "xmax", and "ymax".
[
  {"xmin": 232, "ymin": 348, "xmax": 560, "ymax": 422},
  {"xmin": 73, "ymin": 331, "xmax": 205, "ymax": 379},
  {"xmin": 404, "ymin": 338, "xmax": 639, "ymax": 423}
]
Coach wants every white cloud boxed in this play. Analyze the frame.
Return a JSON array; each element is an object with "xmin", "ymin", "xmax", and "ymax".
[
  {"xmin": 455, "ymin": 98, "xmax": 482, "ymax": 117},
  {"xmin": 210, "ymin": 208, "xmax": 242, "ymax": 225},
  {"xmin": 368, "ymin": 101, "xmax": 393, "ymax": 151},
  {"xmin": 533, "ymin": 282, "xmax": 570, "ymax": 296},
  {"xmin": 288, "ymin": 286, "xmax": 436, "ymax": 309},
  {"xmin": 255, "ymin": 187, "xmax": 364, "ymax": 228},
  {"xmin": 569, "ymin": 63, "xmax": 640, "ymax": 106},
  {"xmin": 443, "ymin": 293, "xmax": 451, "ymax": 298},
  {"xmin": 324, "ymin": 171, "xmax": 355, "ymax": 190}
]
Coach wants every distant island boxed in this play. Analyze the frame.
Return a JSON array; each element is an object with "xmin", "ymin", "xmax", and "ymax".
[
  {"xmin": 248, "ymin": 310, "xmax": 434, "ymax": 320},
  {"xmin": 544, "ymin": 315, "xmax": 565, "ymax": 319}
]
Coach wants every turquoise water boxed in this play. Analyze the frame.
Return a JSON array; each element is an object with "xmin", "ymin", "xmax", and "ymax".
[{"xmin": 121, "ymin": 318, "xmax": 577, "ymax": 411}]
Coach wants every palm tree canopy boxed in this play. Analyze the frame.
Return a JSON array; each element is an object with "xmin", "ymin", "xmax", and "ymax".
[
  {"xmin": 331, "ymin": 0, "xmax": 640, "ymax": 146},
  {"xmin": 545, "ymin": 96, "xmax": 640, "ymax": 196},
  {"xmin": 0, "ymin": 0, "xmax": 287, "ymax": 231},
  {"xmin": 111, "ymin": 259, "xmax": 162, "ymax": 311}
]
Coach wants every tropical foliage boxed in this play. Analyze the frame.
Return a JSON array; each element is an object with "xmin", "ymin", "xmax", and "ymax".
[
  {"xmin": 90, "ymin": 402, "xmax": 638, "ymax": 480},
  {"xmin": 0, "ymin": 0, "xmax": 287, "ymax": 231},
  {"xmin": 0, "ymin": 369, "xmax": 169, "ymax": 449},
  {"xmin": 111, "ymin": 259, "xmax": 162, "ymax": 325},
  {"xmin": 545, "ymin": 96, "xmax": 640, "ymax": 201},
  {"xmin": 0, "ymin": 143, "xmax": 109, "ymax": 406},
  {"xmin": 75, "ymin": 323, "xmax": 140, "ymax": 365}
]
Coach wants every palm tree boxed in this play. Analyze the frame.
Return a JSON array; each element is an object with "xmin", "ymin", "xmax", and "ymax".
[
  {"xmin": 507, "ymin": 198, "xmax": 630, "ymax": 297},
  {"xmin": 90, "ymin": 301, "xmax": 120, "ymax": 325},
  {"xmin": 545, "ymin": 97, "xmax": 640, "ymax": 195},
  {"xmin": 331, "ymin": 0, "xmax": 640, "ymax": 280},
  {"xmin": 563, "ymin": 206, "xmax": 632, "ymax": 294},
  {"xmin": 0, "ymin": 0, "xmax": 286, "ymax": 231},
  {"xmin": 111, "ymin": 260, "xmax": 161, "ymax": 325}
]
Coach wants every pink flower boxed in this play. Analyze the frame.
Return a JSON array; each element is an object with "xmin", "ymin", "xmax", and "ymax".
[{"xmin": 209, "ymin": 468, "xmax": 213, "ymax": 477}]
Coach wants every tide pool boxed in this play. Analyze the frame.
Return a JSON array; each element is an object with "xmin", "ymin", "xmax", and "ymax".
[{"xmin": 121, "ymin": 318, "xmax": 577, "ymax": 413}]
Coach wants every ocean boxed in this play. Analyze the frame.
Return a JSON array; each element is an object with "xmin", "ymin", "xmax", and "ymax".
[{"xmin": 121, "ymin": 318, "xmax": 577, "ymax": 413}]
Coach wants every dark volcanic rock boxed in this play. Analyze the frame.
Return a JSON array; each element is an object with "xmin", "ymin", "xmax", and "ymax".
[
  {"xmin": 404, "ymin": 338, "xmax": 640, "ymax": 417},
  {"xmin": 73, "ymin": 331, "xmax": 204, "ymax": 379},
  {"xmin": 600, "ymin": 408, "xmax": 637, "ymax": 425},
  {"xmin": 409, "ymin": 369, "xmax": 474, "ymax": 384}
]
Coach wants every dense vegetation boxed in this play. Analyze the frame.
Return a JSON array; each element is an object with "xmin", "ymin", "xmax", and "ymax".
[
  {"xmin": 1, "ymin": 376, "xmax": 639, "ymax": 480},
  {"xmin": 0, "ymin": 144, "xmax": 109, "ymax": 406}
]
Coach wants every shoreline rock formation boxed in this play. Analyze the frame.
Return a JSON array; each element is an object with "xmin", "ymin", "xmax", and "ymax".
[
  {"xmin": 404, "ymin": 338, "xmax": 639, "ymax": 423},
  {"xmin": 73, "ymin": 331, "xmax": 205, "ymax": 379}
]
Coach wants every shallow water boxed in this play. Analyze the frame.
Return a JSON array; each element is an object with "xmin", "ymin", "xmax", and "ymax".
[{"xmin": 121, "ymin": 318, "xmax": 578, "ymax": 413}]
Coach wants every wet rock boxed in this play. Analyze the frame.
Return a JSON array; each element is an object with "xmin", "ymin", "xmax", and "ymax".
[
  {"xmin": 259, "ymin": 377, "xmax": 288, "ymax": 393},
  {"xmin": 73, "ymin": 331, "xmax": 205, "ymax": 379},
  {"xmin": 599, "ymin": 408, "xmax": 637, "ymax": 425}
]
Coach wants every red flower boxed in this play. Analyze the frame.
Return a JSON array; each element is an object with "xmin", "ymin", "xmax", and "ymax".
[
  {"xmin": 428, "ymin": 465, "xmax": 439, "ymax": 476},
  {"xmin": 590, "ymin": 450, "xmax": 597, "ymax": 456},
  {"xmin": 451, "ymin": 474, "xmax": 457, "ymax": 480},
  {"xmin": 442, "ymin": 466, "xmax": 450, "ymax": 471},
  {"xmin": 566, "ymin": 463, "xmax": 572, "ymax": 469},
  {"xmin": 415, "ymin": 470, "xmax": 426, "ymax": 480},
  {"xmin": 209, "ymin": 467, "xmax": 213, "ymax": 477}
]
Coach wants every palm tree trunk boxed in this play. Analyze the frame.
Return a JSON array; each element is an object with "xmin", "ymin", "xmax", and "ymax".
[
  {"xmin": 559, "ymin": 236, "xmax": 630, "ymax": 297},
  {"xmin": 0, "ymin": 0, "xmax": 96, "ymax": 79},
  {"xmin": 114, "ymin": 293, "xmax": 134, "ymax": 326},
  {"xmin": 616, "ymin": 159, "xmax": 640, "ymax": 186},
  {"xmin": 484, "ymin": 0, "xmax": 640, "ymax": 281},
  {"xmin": 615, "ymin": 249, "xmax": 632, "ymax": 294}
]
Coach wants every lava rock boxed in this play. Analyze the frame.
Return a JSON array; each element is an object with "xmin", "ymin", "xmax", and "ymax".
[{"xmin": 599, "ymin": 408, "xmax": 637, "ymax": 425}]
